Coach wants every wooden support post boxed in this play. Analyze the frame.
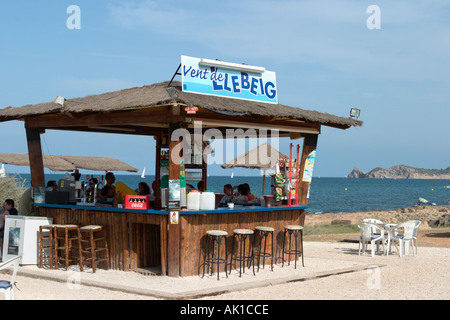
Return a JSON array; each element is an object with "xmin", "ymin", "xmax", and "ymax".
[
  {"xmin": 155, "ymin": 135, "xmax": 162, "ymax": 210},
  {"xmin": 25, "ymin": 127, "xmax": 45, "ymax": 187},
  {"xmin": 167, "ymin": 123, "xmax": 181, "ymax": 277},
  {"xmin": 297, "ymin": 134, "xmax": 319, "ymax": 207}
]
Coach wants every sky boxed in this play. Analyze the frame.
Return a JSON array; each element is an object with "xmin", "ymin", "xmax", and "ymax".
[{"xmin": 0, "ymin": 0, "xmax": 449, "ymax": 178}]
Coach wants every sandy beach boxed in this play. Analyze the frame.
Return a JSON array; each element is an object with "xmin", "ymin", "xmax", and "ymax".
[{"xmin": 2, "ymin": 206, "xmax": 449, "ymax": 301}]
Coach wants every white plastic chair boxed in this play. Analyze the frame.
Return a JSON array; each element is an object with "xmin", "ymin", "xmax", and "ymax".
[
  {"xmin": 405, "ymin": 220, "xmax": 421, "ymax": 254},
  {"xmin": 0, "ymin": 255, "xmax": 22, "ymax": 300},
  {"xmin": 390, "ymin": 221, "xmax": 416, "ymax": 257},
  {"xmin": 358, "ymin": 222, "xmax": 385, "ymax": 257},
  {"xmin": 363, "ymin": 219, "xmax": 386, "ymax": 253}
]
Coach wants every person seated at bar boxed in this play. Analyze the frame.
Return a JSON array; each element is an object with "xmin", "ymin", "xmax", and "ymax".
[
  {"xmin": 232, "ymin": 184, "xmax": 245, "ymax": 203},
  {"xmin": 220, "ymin": 184, "xmax": 234, "ymax": 203},
  {"xmin": 0, "ymin": 199, "xmax": 18, "ymax": 254},
  {"xmin": 46, "ymin": 180, "xmax": 58, "ymax": 192},
  {"xmin": 244, "ymin": 183, "xmax": 257, "ymax": 201},
  {"xmin": 233, "ymin": 184, "xmax": 254, "ymax": 203}
]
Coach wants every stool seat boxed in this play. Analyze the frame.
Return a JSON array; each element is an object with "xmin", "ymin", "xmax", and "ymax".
[
  {"xmin": 80, "ymin": 225, "xmax": 102, "ymax": 231},
  {"xmin": 42, "ymin": 224, "xmax": 57, "ymax": 228},
  {"xmin": 255, "ymin": 226, "xmax": 274, "ymax": 232},
  {"xmin": 206, "ymin": 230, "xmax": 228, "ymax": 237},
  {"xmin": 56, "ymin": 224, "xmax": 78, "ymax": 228},
  {"xmin": 233, "ymin": 229, "xmax": 254, "ymax": 235},
  {"xmin": 284, "ymin": 225, "xmax": 303, "ymax": 230}
]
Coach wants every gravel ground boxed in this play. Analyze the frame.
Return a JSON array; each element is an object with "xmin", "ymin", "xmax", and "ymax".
[{"xmin": 4, "ymin": 241, "xmax": 449, "ymax": 300}]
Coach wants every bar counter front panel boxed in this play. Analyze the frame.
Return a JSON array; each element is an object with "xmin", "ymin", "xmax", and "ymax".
[{"xmin": 35, "ymin": 203, "xmax": 307, "ymax": 276}]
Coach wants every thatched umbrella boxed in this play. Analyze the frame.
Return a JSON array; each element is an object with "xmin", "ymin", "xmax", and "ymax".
[
  {"xmin": 0, "ymin": 153, "xmax": 76, "ymax": 172},
  {"xmin": 221, "ymin": 143, "xmax": 288, "ymax": 195},
  {"xmin": 0, "ymin": 153, "xmax": 138, "ymax": 173},
  {"xmin": 59, "ymin": 155, "xmax": 138, "ymax": 172}
]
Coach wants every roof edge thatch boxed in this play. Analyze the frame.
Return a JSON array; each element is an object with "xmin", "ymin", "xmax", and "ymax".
[{"xmin": 0, "ymin": 81, "xmax": 362, "ymax": 129}]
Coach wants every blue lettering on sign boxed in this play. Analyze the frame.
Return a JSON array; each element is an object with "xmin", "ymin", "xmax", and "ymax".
[
  {"xmin": 241, "ymin": 72, "xmax": 250, "ymax": 90},
  {"xmin": 211, "ymin": 71, "xmax": 277, "ymax": 99},
  {"xmin": 265, "ymin": 82, "xmax": 276, "ymax": 99},
  {"xmin": 183, "ymin": 64, "xmax": 277, "ymax": 102}
]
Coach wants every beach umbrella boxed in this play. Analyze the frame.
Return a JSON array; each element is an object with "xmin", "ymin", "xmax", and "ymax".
[
  {"xmin": 58, "ymin": 155, "xmax": 138, "ymax": 173},
  {"xmin": 0, "ymin": 153, "xmax": 138, "ymax": 173},
  {"xmin": 0, "ymin": 153, "xmax": 76, "ymax": 172},
  {"xmin": 221, "ymin": 143, "xmax": 288, "ymax": 195}
]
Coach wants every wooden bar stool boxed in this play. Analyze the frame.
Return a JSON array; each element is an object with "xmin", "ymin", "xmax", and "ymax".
[
  {"xmin": 202, "ymin": 230, "xmax": 228, "ymax": 280},
  {"xmin": 282, "ymin": 225, "xmax": 304, "ymax": 269},
  {"xmin": 254, "ymin": 226, "xmax": 274, "ymax": 272},
  {"xmin": 80, "ymin": 225, "xmax": 109, "ymax": 273},
  {"xmin": 39, "ymin": 225, "xmax": 56, "ymax": 269},
  {"xmin": 54, "ymin": 225, "xmax": 84, "ymax": 271},
  {"xmin": 229, "ymin": 229, "xmax": 255, "ymax": 277}
]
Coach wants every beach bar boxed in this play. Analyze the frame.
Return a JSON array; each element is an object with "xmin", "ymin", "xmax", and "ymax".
[{"xmin": 0, "ymin": 63, "xmax": 362, "ymax": 277}]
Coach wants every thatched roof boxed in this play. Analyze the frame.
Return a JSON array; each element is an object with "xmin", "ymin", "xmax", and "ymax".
[
  {"xmin": 0, "ymin": 153, "xmax": 138, "ymax": 172},
  {"xmin": 221, "ymin": 143, "xmax": 288, "ymax": 170},
  {"xmin": 0, "ymin": 81, "xmax": 362, "ymax": 129}
]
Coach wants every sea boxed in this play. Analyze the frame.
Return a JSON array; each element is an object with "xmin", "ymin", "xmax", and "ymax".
[{"xmin": 13, "ymin": 173, "xmax": 450, "ymax": 214}]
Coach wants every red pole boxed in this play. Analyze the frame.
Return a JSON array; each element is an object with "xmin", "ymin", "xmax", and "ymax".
[
  {"xmin": 295, "ymin": 144, "xmax": 300, "ymax": 206},
  {"xmin": 288, "ymin": 143, "xmax": 293, "ymax": 205}
]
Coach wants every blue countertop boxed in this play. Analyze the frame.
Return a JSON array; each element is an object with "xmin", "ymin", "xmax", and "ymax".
[{"xmin": 35, "ymin": 203, "xmax": 307, "ymax": 215}]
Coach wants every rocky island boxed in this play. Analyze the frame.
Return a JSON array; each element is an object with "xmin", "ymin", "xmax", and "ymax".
[{"xmin": 347, "ymin": 165, "xmax": 450, "ymax": 179}]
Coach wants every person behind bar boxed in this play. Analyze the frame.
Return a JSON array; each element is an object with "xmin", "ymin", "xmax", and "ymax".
[
  {"xmin": 137, "ymin": 182, "xmax": 151, "ymax": 196},
  {"xmin": 46, "ymin": 180, "xmax": 58, "ymax": 192},
  {"xmin": 97, "ymin": 172, "xmax": 116, "ymax": 200},
  {"xmin": 71, "ymin": 168, "xmax": 81, "ymax": 181},
  {"xmin": 98, "ymin": 185, "xmax": 120, "ymax": 207},
  {"xmin": 86, "ymin": 177, "xmax": 98, "ymax": 202},
  {"xmin": 197, "ymin": 180, "xmax": 205, "ymax": 192}
]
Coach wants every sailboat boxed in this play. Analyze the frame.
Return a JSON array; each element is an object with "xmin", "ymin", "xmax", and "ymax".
[
  {"xmin": 0, "ymin": 164, "xmax": 6, "ymax": 178},
  {"xmin": 231, "ymin": 172, "xmax": 234, "ymax": 179},
  {"xmin": 141, "ymin": 167, "xmax": 146, "ymax": 179}
]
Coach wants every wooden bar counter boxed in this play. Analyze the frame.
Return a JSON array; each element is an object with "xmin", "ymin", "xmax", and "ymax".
[{"xmin": 35, "ymin": 204, "xmax": 307, "ymax": 277}]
